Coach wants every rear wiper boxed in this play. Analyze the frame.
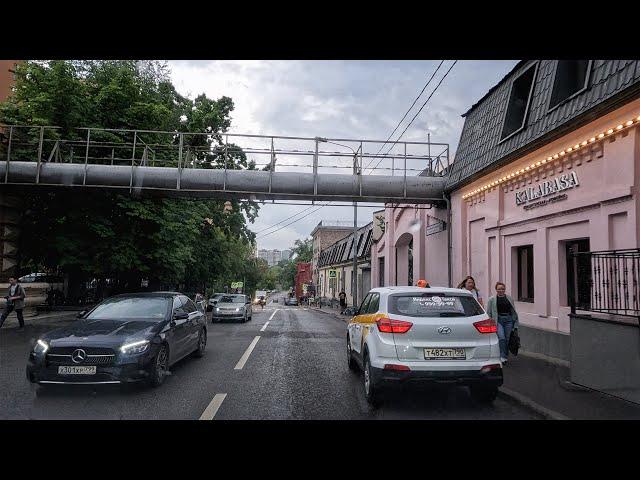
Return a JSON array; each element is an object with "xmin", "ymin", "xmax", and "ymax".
[{"xmin": 438, "ymin": 312, "xmax": 466, "ymax": 317}]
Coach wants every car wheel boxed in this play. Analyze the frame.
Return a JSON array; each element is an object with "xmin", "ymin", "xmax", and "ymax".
[
  {"xmin": 470, "ymin": 385, "xmax": 498, "ymax": 404},
  {"xmin": 363, "ymin": 353, "xmax": 382, "ymax": 406},
  {"xmin": 193, "ymin": 328, "xmax": 207, "ymax": 358},
  {"xmin": 147, "ymin": 344, "xmax": 169, "ymax": 388},
  {"xmin": 347, "ymin": 335, "xmax": 358, "ymax": 372}
]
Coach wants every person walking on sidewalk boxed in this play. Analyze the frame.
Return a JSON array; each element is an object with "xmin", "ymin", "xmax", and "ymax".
[
  {"xmin": 457, "ymin": 275, "xmax": 484, "ymax": 307},
  {"xmin": 338, "ymin": 290, "xmax": 347, "ymax": 312},
  {"xmin": 486, "ymin": 282, "xmax": 518, "ymax": 364},
  {"xmin": 0, "ymin": 277, "xmax": 27, "ymax": 330}
]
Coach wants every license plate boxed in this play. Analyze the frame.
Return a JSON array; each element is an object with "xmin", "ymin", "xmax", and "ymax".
[
  {"xmin": 58, "ymin": 366, "xmax": 97, "ymax": 375},
  {"xmin": 424, "ymin": 348, "xmax": 466, "ymax": 360}
]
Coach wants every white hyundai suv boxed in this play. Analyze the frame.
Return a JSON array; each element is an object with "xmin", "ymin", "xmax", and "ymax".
[{"xmin": 347, "ymin": 286, "xmax": 503, "ymax": 406}]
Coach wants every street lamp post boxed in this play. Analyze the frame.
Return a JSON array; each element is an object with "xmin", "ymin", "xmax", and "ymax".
[{"xmin": 316, "ymin": 138, "xmax": 361, "ymax": 308}]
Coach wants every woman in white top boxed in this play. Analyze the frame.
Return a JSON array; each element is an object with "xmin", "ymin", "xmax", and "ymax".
[{"xmin": 457, "ymin": 276, "xmax": 484, "ymax": 307}]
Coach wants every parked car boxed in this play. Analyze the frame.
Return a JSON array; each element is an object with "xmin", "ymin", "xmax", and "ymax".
[
  {"xmin": 26, "ymin": 292, "xmax": 207, "ymax": 388},
  {"xmin": 285, "ymin": 297, "xmax": 298, "ymax": 306},
  {"xmin": 211, "ymin": 294, "xmax": 252, "ymax": 323},
  {"xmin": 207, "ymin": 294, "xmax": 225, "ymax": 312},
  {"xmin": 346, "ymin": 286, "xmax": 503, "ymax": 406}
]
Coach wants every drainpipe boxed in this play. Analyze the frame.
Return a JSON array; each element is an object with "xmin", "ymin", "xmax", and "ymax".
[{"xmin": 444, "ymin": 194, "xmax": 452, "ymax": 288}]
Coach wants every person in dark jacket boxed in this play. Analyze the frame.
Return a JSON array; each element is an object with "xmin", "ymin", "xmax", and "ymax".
[
  {"xmin": 0, "ymin": 277, "xmax": 27, "ymax": 329},
  {"xmin": 486, "ymin": 281, "xmax": 519, "ymax": 364},
  {"xmin": 338, "ymin": 290, "xmax": 347, "ymax": 312}
]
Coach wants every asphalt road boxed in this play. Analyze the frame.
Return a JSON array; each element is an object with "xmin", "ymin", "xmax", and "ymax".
[{"xmin": 0, "ymin": 303, "xmax": 541, "ymax": 420}]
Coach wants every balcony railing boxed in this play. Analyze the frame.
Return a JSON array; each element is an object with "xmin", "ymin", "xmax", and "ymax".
[{"xmin": 570, "ymin": 248, "xmax": 640, "ymax": 319}]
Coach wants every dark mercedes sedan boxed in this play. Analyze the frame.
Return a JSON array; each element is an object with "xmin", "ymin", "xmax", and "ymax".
[{"xmin": 26, "ymin": 292, "xmax": 207, "ymax": 387}]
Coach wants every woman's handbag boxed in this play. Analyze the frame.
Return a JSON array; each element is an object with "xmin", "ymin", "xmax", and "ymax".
[{"xmin": 508, "ymin": 328, "xmax": 521, "ymax": 355}]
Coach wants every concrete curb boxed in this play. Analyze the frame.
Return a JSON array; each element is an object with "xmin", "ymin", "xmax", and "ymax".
[
  {"xmin": 310, "ymin": 308, "xmax": 347, "ymax": 322},
  {"xmin": 498, "ymin": 387, "xmax": 571, "ymax": 420}
]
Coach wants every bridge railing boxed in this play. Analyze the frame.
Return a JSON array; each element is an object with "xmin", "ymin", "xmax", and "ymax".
[{"xmin": 0, "ymin": 125, "xmax": 449, "ymax": 181}]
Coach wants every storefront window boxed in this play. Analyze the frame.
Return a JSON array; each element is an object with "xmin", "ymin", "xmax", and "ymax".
[
  {"xmin": 379, "ymin": 257, "xmax": 385, "ymax": 287},
  {"xmin": 518, "ymin": 245, "xmax": 535, "ymax": 302}
]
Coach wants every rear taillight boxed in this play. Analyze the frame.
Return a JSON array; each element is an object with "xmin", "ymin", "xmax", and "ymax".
[
  {"xmin": 473, "ymin": 318, "xmax": 497, "ymax": 334},
  {"xmin": 384, "ymin": 364, "xmax": 411, "ymax": 371},
  {"xmin": 480, "ymin": 363, "xmax": 502, "ymax": 374},
  {"xmin": 376, "ymin": 317, "xmax": 413, "ymax": 334}
]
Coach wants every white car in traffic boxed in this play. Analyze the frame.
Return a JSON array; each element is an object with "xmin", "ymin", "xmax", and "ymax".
[{"xmin": 347, "ymin": 286, "xmax": 503, "ymax": 405}]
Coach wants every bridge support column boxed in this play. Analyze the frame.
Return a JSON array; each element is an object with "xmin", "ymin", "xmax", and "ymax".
[{"xmin": 0, "ymin": 192, "xmax": 21, "ymax": 281}]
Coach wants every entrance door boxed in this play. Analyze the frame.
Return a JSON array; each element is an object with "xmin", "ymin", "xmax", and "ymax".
[{"xmin": 566, "ymin": 239, "xmax": 591, "ymax": 310}]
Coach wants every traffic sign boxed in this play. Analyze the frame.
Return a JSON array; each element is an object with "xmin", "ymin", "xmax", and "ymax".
[{"xmin": 231, "ymin": 281, "xmax": 244, "ymax": 289}]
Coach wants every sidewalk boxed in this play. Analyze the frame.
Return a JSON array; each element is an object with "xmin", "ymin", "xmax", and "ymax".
[
  {"xmin": 499, "ymin": 353, "xmax": 640, "ymax": 420},
  {"xmin": 0, "ymin": 310, "xmax": 78, "ymax": 330},
  {"xmin": 312, "ymin": 306, "xmax": 348, "ymax": 321}
]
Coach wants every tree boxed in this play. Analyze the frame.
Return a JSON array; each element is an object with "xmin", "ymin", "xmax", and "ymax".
[
  {"xmin": 291, "ymin": 238, "xmax": 313, "ymax": 263},
  {"xmin": 1, "ymin": 60, "xmax": 261, "ymax": 301}
]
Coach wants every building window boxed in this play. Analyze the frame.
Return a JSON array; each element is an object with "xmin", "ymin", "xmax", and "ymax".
[
  {"xmin": 379, "ymin": 257, "xmax": 385, "ymax": 287},
  {"xmin": 517, "ymin": 245, "xmax": 535, "ymax": 302},
  {"xmin": 500, "ymin": 63, "xmax": 538, "ymax": 141},
  {"xmin": 566, "ymin": 239, "xmax": 591, "ymax": 310},
  {"xmin": 548, "ymin": 60, "xmax": 592, "ymax": 111}
]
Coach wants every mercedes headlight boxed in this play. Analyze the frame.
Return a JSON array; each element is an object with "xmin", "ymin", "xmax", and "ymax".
[
  {"xmin": 33, "ymin": 339, "xmax": 49, "ymax": 354},
  {"xmin": 120, "ymin": 340, "xmax": 150, "ymax": 355}
]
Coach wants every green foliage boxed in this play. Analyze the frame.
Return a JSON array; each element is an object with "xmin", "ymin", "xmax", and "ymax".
[
  {"xmin": 291, "ymin": 238, "xmax": 313, "ymax": 263},
  {"xmin": 2, "ymin": 60, "xmax": 261, "ymax": 296}
]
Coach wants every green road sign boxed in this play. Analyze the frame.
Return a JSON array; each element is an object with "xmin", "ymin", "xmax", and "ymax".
[
  {"xmin": 231, "ymin": 282, "xmax": 244, "ymax": 289},
  {"xmin": 329, "ymin": 270, "xmax": 337, "ymax": 278}
]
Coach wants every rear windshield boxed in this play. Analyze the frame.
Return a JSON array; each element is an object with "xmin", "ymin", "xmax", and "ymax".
[
  {"xmin": 388, "ymin": 293, "xmax": 484, "ymax": 317},
  {"xmin": 219, "ymin": 295, "xmax": 245, "ymax": 303}
]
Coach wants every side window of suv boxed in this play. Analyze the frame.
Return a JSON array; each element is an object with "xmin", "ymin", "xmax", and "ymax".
[
  {"xmin": 358, "ymin": 294, "xmax": 372, "ymax": 315},
  {"xmin": 173, "ymin": 297, "xmax": 187, "ymax": 315},
  {"xmin": 180, "ymin": 295, "xmax": 198, "ymax": 313},
  {"xmin": 367, "ymin": 293, "xmax": 380, "ymax": 314}
]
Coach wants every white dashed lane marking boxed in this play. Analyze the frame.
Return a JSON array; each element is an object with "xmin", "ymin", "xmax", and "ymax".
[
  {"xmin": 234, "ymin": 336, "xmax": 261, "ymax": 370},
  {"xmin": 199, "ymin": 393, "xmax": 227, "ymax": 420}
]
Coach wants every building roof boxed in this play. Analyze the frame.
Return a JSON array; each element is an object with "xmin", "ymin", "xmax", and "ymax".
[
  {"xmin": 446, "ymin": 60, "xmax": 640, "ymax": 191},
  {"xmin": 317, "ymin": 222, "xmax": 373, "ymax": 268}
]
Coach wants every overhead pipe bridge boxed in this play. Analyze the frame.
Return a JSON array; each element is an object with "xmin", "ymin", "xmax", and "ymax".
[{"xmin": 0, "ymin": 126, "xmax": 449, "ymax": 204}]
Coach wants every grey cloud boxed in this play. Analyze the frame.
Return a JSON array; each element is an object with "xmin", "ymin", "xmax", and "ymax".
[{"xmin": 168, "ymin": 60, "xmax": 518, "ymax": 248}]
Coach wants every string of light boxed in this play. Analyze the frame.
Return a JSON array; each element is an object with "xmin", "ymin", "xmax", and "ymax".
[{"xmin": 462, "ymin": 114, "xmax": 640, "ymax": 200}]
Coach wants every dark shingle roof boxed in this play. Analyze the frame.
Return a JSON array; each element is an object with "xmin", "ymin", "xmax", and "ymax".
[
  {"xmin": 317, "ymin": 222, "xmax": 373, "ymax": 268},
  {"xmin": 446, "ymin": 60, "xmax": 640, "ymax": 191}
]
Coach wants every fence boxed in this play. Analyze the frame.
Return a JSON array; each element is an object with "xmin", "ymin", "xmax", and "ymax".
[{"xmin": 570, "ymin": 248, "xmax": 640, "ymax": 319}]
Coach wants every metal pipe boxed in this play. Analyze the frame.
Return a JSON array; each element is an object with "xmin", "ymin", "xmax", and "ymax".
[
  {"xmin": 444, "ymin": 194, "xmax": 452, "ymax": 288},
  {"xmin": 5, "ymin": 126, "xmax": 13, "ymax": 183},
  {"xmin": 83, "ymin": 129, "xmax": 91, "ymax": 186},
  {"xmin": 35, "ymin": 126, "xmax": 44, "ymax": 183},
  {"xmin": 353, "ymin": 200, "xmax": 358, "ymax": 308}
]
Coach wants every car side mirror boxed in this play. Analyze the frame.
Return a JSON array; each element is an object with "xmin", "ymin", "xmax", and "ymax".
[
  {"xmin": 173, "ymin": 312, "xmax": 189, "ymax": 320},
  {"xmin": 77, "ymin": 310, "xmax": 87, "ymax": 318}
]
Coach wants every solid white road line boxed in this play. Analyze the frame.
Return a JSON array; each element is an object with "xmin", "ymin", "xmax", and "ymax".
[
  {"xmin": 269, "ymin": 309, "xmax": 279, "ymax": 321},
  {"xmin": 260, "ymin": 321, "xmax": 270, "ymax": 332},
  {"xmin": 234, "ymin": 336, "xmax": 261, "ymax": 370},
  {"xmin": 199, "ymin": 393, "xmax": 227, "ymax": 420}
]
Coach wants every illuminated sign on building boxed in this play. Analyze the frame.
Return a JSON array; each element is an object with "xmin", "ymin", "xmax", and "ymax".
[{"xmin": 515, "ymin": 171, "xmax": 579, "ymax": 206}]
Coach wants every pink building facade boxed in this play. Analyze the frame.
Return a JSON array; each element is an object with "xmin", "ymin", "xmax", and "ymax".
[
  {"xmin": 371, "ymin": 60, "xmax": 640, "ymax": 362},
  {"xmin": 371, "ymin": 204, "xmax": 448, "ymax": 291},
  {"xmin": 452, "ymin": 98, "xmax": 640, "ymax": 335}
]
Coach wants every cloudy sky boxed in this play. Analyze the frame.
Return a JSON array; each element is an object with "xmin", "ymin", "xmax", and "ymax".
[{"xmin": 168, "ymin": 60, "xmax": 518, "ymax": 250}]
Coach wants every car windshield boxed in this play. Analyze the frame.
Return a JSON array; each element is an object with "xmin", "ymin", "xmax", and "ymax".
[
  {"xmin": 86, "ymin": 297, "xmax": 170, "ymax": 320},
  {"xmin": 219, "ymin": 295, "xmax": 245, "ymax": 303},
  {"xmin": 388, "ymin": 293, "xmax": 483, "ymax": 318}
]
